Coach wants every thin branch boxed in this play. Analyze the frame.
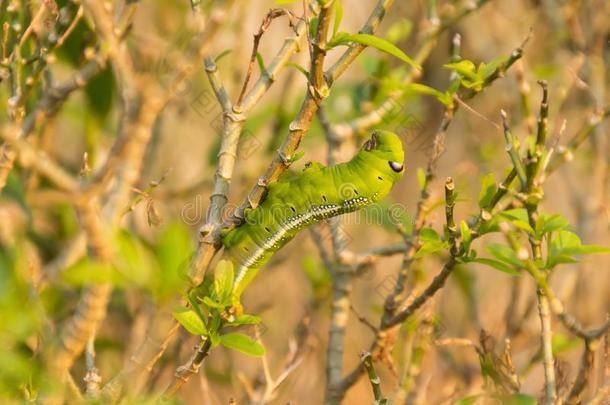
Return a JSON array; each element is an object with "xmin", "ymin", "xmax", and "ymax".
[
  {"xmin": 500, "ymin": 110, "xmax": 527, "ymax": 188},
  {"xmin": 162, "ymin": 337, "xmax": 212, "ymax": 399},
  {"xmin": 386, "ymin": 258, "xmax": 457, "ymax": 328},
  {"xmin": 360, "ymin": 351, "xmax": 387, "ymax": 405},
  {"xmin": 547, "ymin": 107, "xmax": 610, "ymax": 173},
  {"xmin": 537, "ymin": 289, "xmax": 557, "ymax": 404},
  {"xmin": 236, "ymin": 8, "xmax": 296, "ymax": 107},
  {"xmin": 565, "ymin": 338, "xmax": 596, "ymax": 404},
  {"xmin": 0, "ymin": 127, "xmax": 79, "ymax": 192},
  {"xmin": 205, "ymin": 57, "xmax": 233, "ymax": 113},
  {"xmin": 445, "ymin": 177, "xmax": 457, "ymax": 255},
  {"xmin": 84, "ymin": 335, "xmax": 102, "ymax": 399}
]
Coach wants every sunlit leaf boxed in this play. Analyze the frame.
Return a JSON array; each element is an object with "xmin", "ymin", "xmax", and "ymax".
[
  {"xmin": 487, "ymin": 244, "xmax": 524, "ymax": 268},
  {"xmin": 154, "ymin": 222, "xmax": 193, "ymax": 300},
  {"xmin": 173, "ymin": 307, "xmax": 208, "ymax": 336},
  {"xmin": 220, "ymin": 333, "xmax": 266, "ymax": 357},
  {"xmin": 228, "ymin": 314, "xmax": 261, "ymax": 326},
  {"xmin": 498, "ymin": 209, "xmax": 534, "ymax": 235},
  {"xmin": 417, "ymin": 167, "xmax": 426, "ymax": 191},
  {"xmin": 536, "ymin": 213, "xmax": 570, "ymax": 237},
  {"xmin": 552, "ymin": 332, "xmax": 581, "ymax": 355},
  {"xmin": 386, "ymin": 19, "xmax": 413, "ymax": 43},
  {"xmin": 332, "ymin": 0, "xmax": 343, "ymax": 35},
  {"xmin": 492, "ymin": 393, "xmax": 537, "ymax": 405},
  {"xmin": 62, "ymin": 259, "xmax": 118, "ymax": 286},
  {"xmin": 286, "ymin": 62, "xmax": 309, "ymax": 79},
  {"xmin": 215, "ymin": 49, "xmax": 233, "ymax": 63},
  {"xmin": 470, "ymin": 258, "xmax": 521, "ymax": 276},
  {"xmin": 328, "ymin": 32, "xmax": 420, "ymax": 69},
  {"xmin": 214, "ymin": 260, "xmax": 234, "ymax": 305},
  {"xmin": 415, "ymin": 230, "xmax": 446, "ymax": 258},
  {"xmin": 443, "ymin": 60, "xmax": 478, "ymax": 80},
  {"xmin": 453, "ymin": 395, "xmax": 480, "ymax": 405},
  {"xmin": 460, "ymin": 220, "xmax": 472, "ymax": 252},
  {"xmin": 478, "ymin": 172, "xmax": 497, "ymax": 208}
]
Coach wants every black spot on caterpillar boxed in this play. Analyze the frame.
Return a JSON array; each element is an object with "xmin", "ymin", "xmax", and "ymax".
[{"xmin": 222, "ymin": 130, "xmax": 405, "ymax": 297}]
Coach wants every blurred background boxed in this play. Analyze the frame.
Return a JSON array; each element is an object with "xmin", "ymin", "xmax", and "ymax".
[{"xmin": 1, "ymin": 0, "xmax": 609, "ymax": 403}]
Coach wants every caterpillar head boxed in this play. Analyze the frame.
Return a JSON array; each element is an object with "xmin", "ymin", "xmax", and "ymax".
[{"xmin": 359, "ymin": 130, "xmax": 405, "ymax": 199}]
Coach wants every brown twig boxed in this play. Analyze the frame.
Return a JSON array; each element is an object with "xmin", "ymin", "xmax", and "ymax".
[
  {"xmin": 162, "ymin": 338, "xmax": 212, "ymax": 399},
  {"xmin": 236, "ymin": 8, "xmax": 296, "ymax": 107}
]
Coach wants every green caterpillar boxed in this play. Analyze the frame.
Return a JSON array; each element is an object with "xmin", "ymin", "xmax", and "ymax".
[{"xmin": 222, "ymin": 130, "xmax": 405, "ymax": 297}]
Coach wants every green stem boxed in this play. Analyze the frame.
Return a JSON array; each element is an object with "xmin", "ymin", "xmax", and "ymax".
[{"xmin": 360, "ymin": 352, "xmax": 387, "ymax": 405}]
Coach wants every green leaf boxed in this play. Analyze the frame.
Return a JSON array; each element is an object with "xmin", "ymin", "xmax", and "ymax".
[
  {"xmin": 308, "ymin": 16, "xmax": 319, "ymax": 39},
  {"xmin": 478, "ymin": 173, "xmax": 497, "ymax": 208},
  {"xmin": 203, "ymin": 296, "xmax": 224, "ymax": 309},
  {"xmin": 361, "ymin": 202, "xmax": 414, "ymax": 234},
  {"xmin": 286, "ymin": 62, "xmax": 309, "ymax": 79},
  {"xmin": 443, "ymin": 60, "xmax": 478, "ymax": 80},
  {"xmin": 332, "ymin": 0, "xmax": 343, "ymax": 36},
  {"xmin": 551, "ymin": 230, "xmax": 581, "ymax": 252},
  {"xmin": 289, "ymin": 151, "xmax": 305, "ymax": 163},
  {"xmin": 209, "ymin": 331, "xmax": 221, "ymax": 347},
  {"xmin": 220, "ymin": 333, "xmax": 266, "ymax": 357},
  {"xmin": 173, "ymin": 308, "xmax": 207, "ymax": 336},
  {"xmin": 255, "ymin": 52, "xmax": 266, "ymax": 72},
  {"xmin": 419, "ymin": 227, "xmax": 440, "ymax": 242},
  {"xmin": 154, "ymin": 222, "xmax": 193, "ymax": 300},
  {"xmin": 228, "ymin": 314, "xmax": 261, "ymax": 326},
  {"xmin": 547, "ymin": 254, "xmax": 578, "ymax": 267},
  {"xmin": 328, "ymin": 32, "xmax": 420, "ymax": 69},
  {"xmin": 403, "ymin": 83, "xmax": 453, "ymax": 107},
  {"xmin": 385, "ymin": 19, "xmax": 413, "ymax": 43},
  {"xmin": 453, "ymin": 395, "xmax": 480, "ymax": 405},
  {"xmin": 301, "ymin": 255, "xmax": 331, "ymax": 291},
  {"xmin": 460, "ymin": 220, "xmax": 472, "ymax": 251},
  {"xmin": 214, "ymin": 260, "xmax": 234, "ymax": 304},
  {"xmin": 546, "ymin": 230, "xmax": 610, "ymax": 268},
  {"xmin": 579, "ymin": 244, "xmax": 610, "ymax": 253},
  {"xmin": 487, "ymin": 244, "xmax": 524, "ymax": 268},
  {"xmin": 405, "ymin": 83, "xmax": 443, "ymax": 98},
  {"xmin": 470, "ymin": 258, "xmax": 521, "ymax": 276},
  {"xmin": 417, "ymin": 167, "xmax": 426, "ymax": 191},
  {"xmin": 85, "ymin": 65, "xmax": 115, "ymax": 121},
  {"xmin": 215, "ymin": 49, "xmax": 233, "ymax": 63},
  {"xmin": 552, "ymin": 332, "xmax": 581, "ymax": 355},
  {"xmin": 480, "ymin": 55, "xmax": 509, "ymax": 80},
  {"xmin": 499, "ymin": 208, "xmax": 529, "ymax": 222},
  {"xmin": 62, "ymin": 259, "xmax": 117, "ymax": 286},
  {"xmin": 498, "ymin": 209, "xmax": 534, "ymax": 235},
  {"xmin": 114, "ymin": 230, "xmax": 158, "ymax": 286},
  {"xmin": 492, "ymin": 393, "xmax": 537, "ymax": 405},
  {"xmin": 536, "ymin": 213, "xmax": 570, "ymax": 237},
  {"xmin": 552, "ymin": 230, "xmax": 610, "ymax": 255},
  {"xmin": 415, "ymin": 230, "xmax": 446, "ymax": 258}
]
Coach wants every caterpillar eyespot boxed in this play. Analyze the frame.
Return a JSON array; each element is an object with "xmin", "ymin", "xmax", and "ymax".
[
  {"xmin": 389, "ymin": 161, "xmax": 404, "ymax": 173},
  {"xmin": 222, "ymin": 130, "xmax": 405, "ymax": 298}
]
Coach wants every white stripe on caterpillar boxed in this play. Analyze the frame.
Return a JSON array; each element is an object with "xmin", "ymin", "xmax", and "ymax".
[{"xmin": 233, "ymin": 196, "xmax": 371, "ymax": 287}]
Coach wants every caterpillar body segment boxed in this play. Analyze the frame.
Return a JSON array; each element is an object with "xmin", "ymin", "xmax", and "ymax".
[{"xmin": 222, "ymin": 130, "xmax": 405, "ymax": 297}]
